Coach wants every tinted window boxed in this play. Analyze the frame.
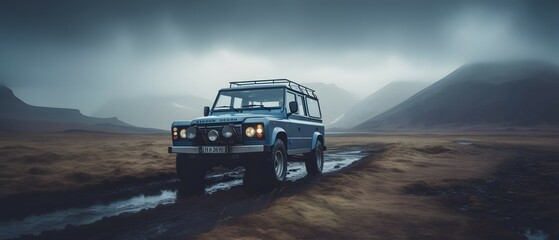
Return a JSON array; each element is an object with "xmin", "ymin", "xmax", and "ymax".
[{"xmin": 307, "ymin": 98, "xmax": 321, "ymax": 118}]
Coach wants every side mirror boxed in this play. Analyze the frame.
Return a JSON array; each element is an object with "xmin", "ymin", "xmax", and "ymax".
[
  {"xmin": 288, "ymin": 101, "xmax": 298, "ymax": 114},
  {"xmin": 204, "ymin": 106, "xmax": 210, "ymax": 116}
]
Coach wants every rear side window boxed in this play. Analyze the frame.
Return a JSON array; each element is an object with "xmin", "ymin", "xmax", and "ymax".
[{"xmin": 306, "ymin": 98, "xmax": 321, "ymax": 118}]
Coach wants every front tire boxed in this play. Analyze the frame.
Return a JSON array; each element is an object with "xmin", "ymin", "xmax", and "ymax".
[
  {"xmin": 244, "ymin": 139, "xmax": 288, "ymax": 192},
  {"xmin": 176, "ymin": 154, "xmax": 207, "ymax": 195},
  {"xmin": 270, "ymin": 139, "xmax": 288, "ymax": 182},
  {"xmin": 305, "ymin": 141, "xmax": 324, "ymax": 175}
]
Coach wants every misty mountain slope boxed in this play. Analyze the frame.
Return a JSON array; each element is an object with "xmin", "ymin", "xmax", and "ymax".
[
  {"xmin": 305, "ymin": 82, "xmax": 360, "ymax": 126},
  {"xmin": 0, "ymin": 85, "xmax": 129, "ymax": 126},
  {"xmin": 356, "ymin": 61, "xmax": 559, "ymax": 131},
  {"xmin": 329, "ymin": 81, "xmax": 429, "ymax": 130},
  {"xmin": 94, "ymin": 95, "xmax": 212, "ymax": 130},
  {"xmin": 0, "ymin": 85, "xmax": 162, "ymax": 133}
]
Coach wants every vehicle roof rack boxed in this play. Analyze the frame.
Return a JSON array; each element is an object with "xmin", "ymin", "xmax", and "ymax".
[{"xmin": 229, "ymin": 79, "xmax": 317, "ymax": 98}]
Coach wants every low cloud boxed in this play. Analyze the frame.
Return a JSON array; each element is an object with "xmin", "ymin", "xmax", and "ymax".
[{"xmin": 1, "ymin": 0, "xmax": 557, "ymax": 113}]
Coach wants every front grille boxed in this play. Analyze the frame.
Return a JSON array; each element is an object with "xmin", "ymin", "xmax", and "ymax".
[{"xmin": 193, "ymin": 125, "xmax": 242, "ymax": 146}]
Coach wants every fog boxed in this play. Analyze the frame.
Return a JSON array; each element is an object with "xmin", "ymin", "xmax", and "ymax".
[{"xmin": 1, "ymin": 0, "xmax": 558, "ymax": 114}]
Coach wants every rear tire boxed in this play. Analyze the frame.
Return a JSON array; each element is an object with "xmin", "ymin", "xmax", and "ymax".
[
  {"xmin": 176, "ymin": 154, "xmax": 207, "ymax": 195},
  {"xmin": 305, "ymin": 141, "xmax": 324, "ymax": 175},
  {"xmin": 244, "ymin": 139, "xmax": 287, "ymax": 192}
]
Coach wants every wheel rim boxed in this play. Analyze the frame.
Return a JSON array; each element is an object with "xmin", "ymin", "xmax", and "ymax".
[
  {"xmin": 274, "ymin": 150, "xmax": 285, "ymax": 179},
  {"xmin": 316, "ymin": 145, "xmax": 324, "ymax": 172}
]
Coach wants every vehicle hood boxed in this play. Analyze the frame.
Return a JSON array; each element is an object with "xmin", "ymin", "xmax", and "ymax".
[{"xmin": 190, "ymin": 113, "xmax": 277, "ymax": 125}]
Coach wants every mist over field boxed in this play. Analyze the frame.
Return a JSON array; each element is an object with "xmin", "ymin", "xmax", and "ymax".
[{"xmin": 1, "ymin": 0, "xmax": 558, "ymax": 120}]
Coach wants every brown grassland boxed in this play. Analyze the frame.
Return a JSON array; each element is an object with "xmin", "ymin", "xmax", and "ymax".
[
  {"xmin": 1, "ymin": 131, "xmax": 558, "ymax": 239},
  {"xmin": 0, "ymin": 131, "xmax": 176, "ymax": 199},
  {"xmin": 198, "ymin": 132, "xmax": 559, "ymax": 239}
]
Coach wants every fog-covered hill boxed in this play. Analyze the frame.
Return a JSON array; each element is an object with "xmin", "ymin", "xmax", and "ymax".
[
  {"xmin": 330, "ymin": 81, "xmax": 429, "ymax": 130},
  {"xmin": 0, "ymin": 85, "xmax": 161, "ymax": 133},
  {"xmin": 356, "ymin": 61, "xmax": 559, "ymax": 131}
]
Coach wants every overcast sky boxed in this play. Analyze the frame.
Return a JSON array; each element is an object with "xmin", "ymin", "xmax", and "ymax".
[{"xmin": 1, "ymin": 0, "xmax": 558, "ymax": 114}]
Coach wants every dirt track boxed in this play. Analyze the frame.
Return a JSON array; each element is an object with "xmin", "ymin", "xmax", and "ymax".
[{"xmin": 6, "ymin": 144, "xmax": 383, "ymax": 240}]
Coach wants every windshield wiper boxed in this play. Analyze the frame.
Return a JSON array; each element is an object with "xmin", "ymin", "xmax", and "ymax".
[
  {"xmin": 214, "ymin": 105, "xmax": 240, "ymax": 112},
  {"xmin": 241, "ymin": 104, "xmax": 272, "ymax": 111}
]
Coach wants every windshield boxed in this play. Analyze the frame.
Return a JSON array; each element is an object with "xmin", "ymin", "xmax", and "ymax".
[{"xmin": 213, "ymin": 88, "xmax": 284, "ymax": 112}]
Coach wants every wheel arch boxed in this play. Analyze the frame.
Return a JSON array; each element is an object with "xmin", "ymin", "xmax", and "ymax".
[
  {"xmin": 271, "ymin": 127, "xmax": 288, "ymax": 149},
  {"xmin": 312, "ymin": 132, "xmax": 324, "ymax": 150}
]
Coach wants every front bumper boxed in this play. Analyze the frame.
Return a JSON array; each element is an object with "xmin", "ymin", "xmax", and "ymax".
[{"xmin": 168, "ymin": 145, "xmax": 270, "ymax": 154}]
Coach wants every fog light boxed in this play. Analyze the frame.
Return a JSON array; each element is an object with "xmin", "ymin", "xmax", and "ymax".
[
  {"xmin": 172, "ymin": 127, "xmax": 178, "ymax": 140},
  {"xmin": 208, "ymin": 129, "xmax": 219, "ymax": 141},
  {"xmin": 223, "ymin": 125, "xmax": 234, "ymax": 138},
  {"xmin": 186, "ymin": 127, "xmax": 197, "ymax": 139}
]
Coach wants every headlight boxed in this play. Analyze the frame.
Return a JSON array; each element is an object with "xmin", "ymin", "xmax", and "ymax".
[
  {"xmin": 208, "ymin": 129, "xmax": 219, "ymax": 141},
  {"xmin": 256, "ymin": 124, "xmax": 263, "ymax": 138},
  {"xmin": 222, "ymin": 125, "xmax": 234, "ymax": 138},
  {"xmin": 245, "ymin": 127, "xmax": 255, "ymax": 138},
  {"xmin": 179, "ymin": 129, "xmax": 187, "ymax": 139},
  {"xmin": 186, "ymin": 127, "xmax": 197, "ymax": 139}
]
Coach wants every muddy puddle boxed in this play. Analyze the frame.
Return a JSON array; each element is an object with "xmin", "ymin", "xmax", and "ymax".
[{"xmin": 0, "ymin": 148, "xmax": 367, "ymax": 239}]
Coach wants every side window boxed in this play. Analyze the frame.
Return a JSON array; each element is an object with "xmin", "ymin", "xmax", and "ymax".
[
  {"xmin": 306, "ymin": 98, "xmax": 321, "ymax": 118},
  {"xmin": 297, "ymin": 95, "xmax": 306, "ymax": 116}
]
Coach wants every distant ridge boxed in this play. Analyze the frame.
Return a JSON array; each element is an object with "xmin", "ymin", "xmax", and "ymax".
[
  {"xmin": 0, "ymin": 85, "xmax": 163, "ymax": 133},
  {"xmin": 329, "ymin": 81, "xmax": 429, "ymax": 130},
  {"xmin": 355, "ymin": 60, "xmax": 559, "ymax": 131}
]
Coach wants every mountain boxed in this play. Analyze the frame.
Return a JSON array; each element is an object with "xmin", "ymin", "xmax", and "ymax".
[
  {"xmin": 93, "ymin": 95, "xmax": 211, "ymax": 130},
  {"xmin": 329, "ymin": 81, "xmax": 429, "ymax": 130},
  {"xmin": 355, "ymin": 61, "xmax": 559, "ymax": 131},
  {"xmin": 304, "ymin": 82, "xmax": 360, "ymax": 126},
  {"xmin": 0, "ymin": 85, "xmax": 162, "ymax": 133}
]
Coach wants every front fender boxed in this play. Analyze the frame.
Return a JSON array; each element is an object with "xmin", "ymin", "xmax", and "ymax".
[
  {"xmin": 311, "ymin": 132, "xmax": 324, "ymax": 150},
  {"xmin": 271, "ymin": 127, "xmax": 286, "ymax": 145}
]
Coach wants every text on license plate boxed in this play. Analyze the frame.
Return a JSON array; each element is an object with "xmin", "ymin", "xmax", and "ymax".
[{"xmin": 200, "ymin": 146, "xmax": 227, "ymax": 154}]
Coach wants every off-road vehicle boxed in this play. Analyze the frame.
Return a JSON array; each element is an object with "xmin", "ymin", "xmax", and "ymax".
[{"xmin": 168, "ymin": 79, "xmax": 326, "ymax": 193}]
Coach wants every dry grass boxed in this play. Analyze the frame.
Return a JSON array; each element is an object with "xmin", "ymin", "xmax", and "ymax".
[
  {"xmin": 1, "ymin": 131, "xmax": 558, "ymax": 239},
  {"xmin": 0, "ymin": 132, "xmax": 175, "ymax": 198},
  {"xmin": 198, "ymin": 132, "xmax": 559, "ymax": 239}
]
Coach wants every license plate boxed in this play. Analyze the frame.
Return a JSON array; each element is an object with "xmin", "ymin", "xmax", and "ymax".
[{"xmin": 200, "ymin": 146, "xmax": 227, "ymax": 154}]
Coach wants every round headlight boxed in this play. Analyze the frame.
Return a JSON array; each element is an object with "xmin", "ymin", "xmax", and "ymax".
[
  {"xmin": 245, "ymin": 127, "xmax": 255, "ymax": 137},
  {"xmin": 186, "ymin": 127, "xmax": 197, "ymax": 139},
  {"xmin": 208, "ymin": 129, "xmax": 219, "ymax": 141},
  {"xmin": 179, "ymin": 129, "xmax": 187, "ymax": 139},
  {"xmin": 222, "ymin": 125, "xmax": 234, "ymax": 138}
]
